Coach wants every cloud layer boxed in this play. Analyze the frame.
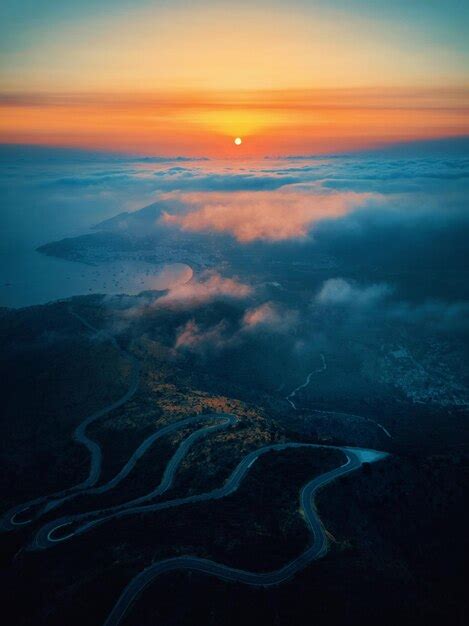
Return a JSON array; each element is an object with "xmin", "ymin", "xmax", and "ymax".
[
  {"xmin": 161, "ymin": 188, "xmax": 376, "ymax": 241},
  {"xmin": 316, "ymin": 278, "xmax": 392, "ymax": 307}
]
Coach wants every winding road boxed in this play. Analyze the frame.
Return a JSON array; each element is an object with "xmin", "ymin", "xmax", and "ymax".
[
  {"xmin": 1, "ymin": 309, "xmax": 140, "ymax": 530},
  {"xmin": 102, "ymin": 446, "xmax": 386, "ymax": 626},
  {"xmin": 286, "ymin": 353, "xmax": 327, "ymax": 410},
  {"xmin": 32, "ymin": 439, "xmax": 385, "ymax": 550},
  {"xmin": 1, "ymin": 309, "xmax": 390, "ymax": 626},
  {"xmin": 286, "ymin": 354, "xmax": 392, "ymax": 438}
]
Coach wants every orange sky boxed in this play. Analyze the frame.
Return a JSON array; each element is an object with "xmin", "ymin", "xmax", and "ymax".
[
  {"xmin": 1, "ymin": 88, "xmax": 468, "ymax": 156},
  {"xmin": 1, "ymin": 1, "xmax": 469, "ymax": 156}
]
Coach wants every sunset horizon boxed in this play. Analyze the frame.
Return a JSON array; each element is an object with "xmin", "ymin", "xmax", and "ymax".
[
  {"xmin": 1, "ymin": 3, "xmax": 468, "ymax": 626},
  {"xmin": 2, "ymin": 1, "xmax": 469, "ymax": 156}
]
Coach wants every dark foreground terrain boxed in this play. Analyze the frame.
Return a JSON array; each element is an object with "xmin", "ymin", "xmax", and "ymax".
[{"xmin": 0, "ymin": 294, "xmax": 467, "ymax": 626}]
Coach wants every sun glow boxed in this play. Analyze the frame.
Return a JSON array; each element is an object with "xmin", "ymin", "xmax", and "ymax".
[
  {"xmin": 0, "ymin": 0, "xmax": 468, "ymax": 156},
  {"xmin": 2, "ymin": 89, "xmax": 468, "ymax": 156}
]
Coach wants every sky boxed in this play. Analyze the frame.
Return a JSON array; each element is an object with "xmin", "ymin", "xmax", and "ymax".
[{"xmin": 1, "ymin": 0, "xmax": 468, "ymax": 155}]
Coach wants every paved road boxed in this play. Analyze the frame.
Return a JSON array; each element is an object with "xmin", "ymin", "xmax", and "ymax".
[
  {"xmin": 32, "ymin": 413, "xmax": 238, "ymax": 548},
  {"xmin": 33, "ymin": 438, "xmax": 386, "ymax": 550},
  {"xmin": 101, "ymin": 444, "xmax": 386, "ymax": 626},
  {"xmin": 0, "ymin": 308, "xmax": 140, "ymax": 531},
  {"xmin": 0, "ymin": 310, "xmax": 389, "ymax": 626}
]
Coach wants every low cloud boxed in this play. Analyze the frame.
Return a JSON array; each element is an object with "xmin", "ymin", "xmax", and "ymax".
[
  {"xmin": 161, "ymin": 188, "xmax": 376, "ymax": 242},
  {"xmin": 175, "ymin": 320, "xmax": 230, "ymax": 351},
  {"xmin": 118, "ymin": 271, "xmax": 252, "ymax": 321},
  {"xmin": 387, "ymin": 300, "xmax": 469, "ymax": 332},
  {"xmin": 173, "ymin": 301, "xmax": 299, "ymax": 354},
  {"xmin": 155, "ymin": 270, "xmax": 252, "ymax": 309},
  {"xmin": 314, "ymin": 278, "xmax": 468, "ymax": 333},
  {"xmin": 242, "ymin": 302, "xmax": 298, "ymax": 332},
  {"xmin": 316, "ymin": 278, "xmax": 393, "ymax": 307}
]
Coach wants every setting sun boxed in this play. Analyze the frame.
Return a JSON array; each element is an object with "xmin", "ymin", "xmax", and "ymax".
[{"xmin": 0, "ymin": 1, "xmax": 468, "ymax": 625}]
